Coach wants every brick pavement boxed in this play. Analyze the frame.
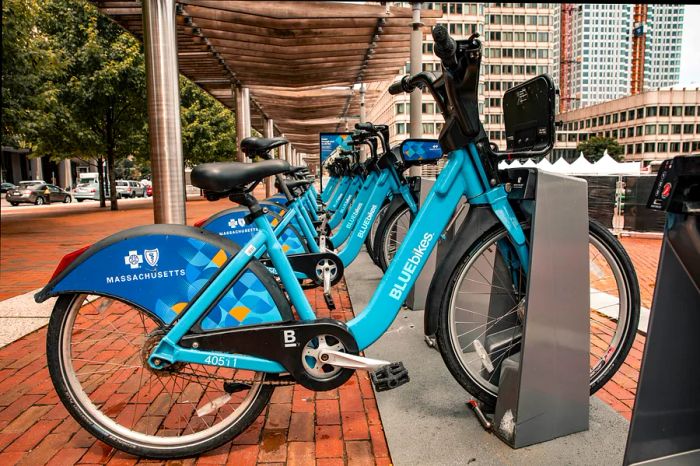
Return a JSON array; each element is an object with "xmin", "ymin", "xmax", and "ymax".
[{"xmin": 0, "ymin": 199, "xmax": 663, "ymax": 463}]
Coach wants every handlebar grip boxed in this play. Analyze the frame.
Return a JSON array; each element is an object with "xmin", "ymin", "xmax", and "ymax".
[
  {"xmin": 388, "ymin": 78, "xmax": 406, "ymax": 95},
  {"xmin": 432, "ymin": 25, "xmax": 458, "ymax": 72}
]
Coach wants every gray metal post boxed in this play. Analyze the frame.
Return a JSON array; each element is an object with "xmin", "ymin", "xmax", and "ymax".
[
  {"xmin": 235, "ymin": 86, "xmax": 251, "ymax": 163},
  {"xmin": 280, "ymin": 135, "xmax": 287, "ymax": 162},
  {"xmin": 30, "ymin": 157, "xmax": 43, "ymax": 181},
  {"xmin": 143, "ymin": 0, "xmax": 186, "ymax": 224},
  {"xmin": 409, "ymin": 2, "xmax": 423, "ymax": 177},
  {"xmin": 359, "ymin": 83, "xmax": 367, "ymax": 162},
  {"xmin": 58, "ymin": 159, "xmax": 72, "ymax": 190},
  {"xmin": 264, "ymin": 118, "xmax": 274, "ymax": 197}
]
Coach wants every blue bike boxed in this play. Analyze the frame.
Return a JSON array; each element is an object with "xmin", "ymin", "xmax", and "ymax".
[{"xmin": 38, "ymin": 26, "xmax": 639, "ymax": 458}]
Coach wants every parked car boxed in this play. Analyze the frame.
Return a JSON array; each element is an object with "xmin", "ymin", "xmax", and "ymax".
[
  {"xmin": 115, "ymin": 180, "xmax": 146, "ymax": 198},
  {"xmin": 1, "ymin": 182, "xmax": 16, "ymax": 193},
  {"xmin": 73, "ymin": 182, "xmax": 101, "ymax": 202},
  {"xmin": 5, "ymin": 182, "xmax": 71, "ymax": 206},
  {"xmin": 146, "ymin": 184, "xmax": 153, "ymax": 197}
]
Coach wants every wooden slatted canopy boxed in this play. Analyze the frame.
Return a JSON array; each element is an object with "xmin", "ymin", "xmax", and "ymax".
[{"xmin": 92, "ymin": 1, "xmax": 440, "ymax": 160}]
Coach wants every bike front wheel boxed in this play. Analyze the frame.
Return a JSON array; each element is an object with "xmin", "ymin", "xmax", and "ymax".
[
  {"xmin": 46, "ymin": 293, "xmax": 274, "ymax": 458},
  {"xmin": 435, "ymin": 220, "xmax": 640, "ymax": 410}
]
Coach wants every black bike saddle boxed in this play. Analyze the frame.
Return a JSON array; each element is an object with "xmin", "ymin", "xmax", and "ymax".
[
  {"xmin": 191, "ymin": 160, "xmax": 290, "ymax": 193},
  {"xmin": 241, "ymin": 137, "xmax": 288, "ymax": 159}
]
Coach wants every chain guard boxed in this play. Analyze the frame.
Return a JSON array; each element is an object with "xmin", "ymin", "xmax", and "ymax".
[
  {"xmin": 261, "ymin": 252, "xmax": 343, "ymax": 286},
  {"xmin": 179, "ymin": 319, "xmax": 359, "ymax": 391}
]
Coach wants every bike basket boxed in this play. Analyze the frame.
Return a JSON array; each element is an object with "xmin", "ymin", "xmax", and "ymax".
[{"xmin": 400, "ymin": 139, "xmax": 444, "ymax": 166}]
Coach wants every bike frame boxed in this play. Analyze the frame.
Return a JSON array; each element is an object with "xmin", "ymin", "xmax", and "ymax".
[{"xmin": 148, "ymin": 143, "xmax": 529, "ymax": 372}]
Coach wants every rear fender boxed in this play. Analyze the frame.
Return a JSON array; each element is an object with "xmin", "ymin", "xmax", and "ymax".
[
  {"xmin": 35, "ymin": 224, "xmax": 292, "ymax": 330},
  {"xmin": 201, "ymin": 207, "xmax": 307, "ymax": 254}
]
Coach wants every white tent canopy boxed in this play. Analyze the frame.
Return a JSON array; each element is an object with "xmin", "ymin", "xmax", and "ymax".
[{"xmin": 497, "ymin": 151, "xmax": 642, "ymax": 176}]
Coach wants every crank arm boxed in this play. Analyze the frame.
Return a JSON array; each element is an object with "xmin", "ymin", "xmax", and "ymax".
[{"xmin": 318, "ymin": 350, "xmax": 390, "ymax": 372}]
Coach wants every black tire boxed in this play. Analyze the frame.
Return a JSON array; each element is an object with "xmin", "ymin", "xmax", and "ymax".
[
  {"xmin": 63, "ymin": 195, "xmax": 71, "ymax": 203},
  {"xmin": 435, "ymin": 220, "xmax": 640, "ymax": 410},
  {"xmin": 35, "ymin": 196, "xmax": 45, "ymax": 206},
  {"xmin": 76, "ymin": 199, "xmax": 84, "ymax": 203},
  {"xmin": 373, "ymin": 203, "xmax": 412, "ymax": 271},
  {"xmin": 10, "ymin": 202, "xmax": 19, "ymax": 206},
  {"xmin": 365, "ymin": 202, "xmax": 390, "ymax": 267},
  {"xmin": 46, "ymin": 293, "xmax": 275, "ymax": 458}
]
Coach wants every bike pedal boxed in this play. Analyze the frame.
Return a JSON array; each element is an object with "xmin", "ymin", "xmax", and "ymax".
[
  {"xmin": 371, "ymin": 362, "xmax": 409, "ymax": 392},
  {"xmin": 324, "ymin": 293, "xmax": 336, "ymax": 310}
]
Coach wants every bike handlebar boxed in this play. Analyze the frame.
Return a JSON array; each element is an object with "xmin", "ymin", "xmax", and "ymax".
[{"xmin": 432, "ymin": 24, "xmax": 458, "ymax": 72}]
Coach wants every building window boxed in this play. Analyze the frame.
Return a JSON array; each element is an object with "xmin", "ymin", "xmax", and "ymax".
[
  {"xmin": 613, "ymin": 113, "xmax": 619, "ymax": 124},
  {"xmin": 659, "ymin": 124, "xmax": 669, "ymax": 134},
  {"xmin": 644, "ymin": 143, "xmax": 656, "ymax": 153},
  {"xmin": 628, "ymin": 110, "xmax": 635, "ymax": 120},
  {"xmin": 605, "ymin": 115, "xmax": 611, "ymax": 125},
  {"xmin": 422, "ymin": 102, "xmax": 435, "ymax": 114},
  {"xmin": 659, "ymin": 106, "xmax": 670, "ymax": 116},
  {"xmin": 682, "ymin": 142, "xmax": 691, "ymax": 152},
  {"xmin": 672, "ymin": 106, "xmax": 683, "ymax": 116},
  {"xmin": 645, "ymin": 125, "xmax": 656, "ymax": 135},
  {"xmin": 672, "ymin": 124, "xmax": 682, "ymax": 134},
  {"xmin": 636, "ymin": 108, "xmax": 644, "ymax": 119},
  {"xmin": 620, "ymin": 112, "xmax": 626, "ymax": 122},
  {"xmin": 683, "ymin": 124, "xmax": 694, "ymax": 134},
  {"xmin": 396, "ymin": 123, "xmax": 406, "ymax": 135},
  {"xmin": 636, "ymin": 126, "xmax": 643, "ymax": 136},
  {"xmin": 396, "ymin": 103, "xmax": 405, "ymax": 115},
  {"xmin": 658, "ymin": 142, "xmax": 668, "ymax": 152},
  {"xmin": 670, "ymin": 142, "xmax": 680, "ymax": 152},
  {"xmin": 685, "ymin": 106, "xmax": 696, "ymax": 117},
  {"xmin": 646, "ymin": 106, "xmax": 658, "ymax": 117},
  {"xmin": 422, "ymin": 122, "xmax": 434, "ymax": 134},
  {"xmin": 635, "ymin": 143, "xmax": 643, "ymax": 154}
]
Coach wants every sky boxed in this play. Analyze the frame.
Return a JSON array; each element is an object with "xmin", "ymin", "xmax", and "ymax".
[{"xmin": 679, "ymin": 4, "xmax": 700, "ymax": 86}]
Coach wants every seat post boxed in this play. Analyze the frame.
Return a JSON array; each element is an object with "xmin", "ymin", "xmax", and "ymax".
[
  {"xmin": 229, "ymin": 191, "xmax": 265, "ymax": 221},
  {"xmin": 275, "ymin": 173, "xmax": 296, "ymax": 204}
]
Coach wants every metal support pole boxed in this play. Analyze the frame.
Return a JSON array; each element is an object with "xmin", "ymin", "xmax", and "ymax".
[
  {"xmin": 264, "ymin": 118, "xmax": 274, "ymax": 197},
  {"xmin": 235, "ymin": 86, "xmax": 251, "ymax": 163},
  {"xmin": 359, "ymin": 83, "xmax": 368, "ymax": 162},
  {"xmin": 143, "ymin": 0, "xmax": 185, "ymax": 224},
  {"xmin": 280, "ymin": 135, "xmax": 287, "ymax": 162},
  {"xmin": 409, "ymin": 2, "xmax": 423, "ymax": 176}
]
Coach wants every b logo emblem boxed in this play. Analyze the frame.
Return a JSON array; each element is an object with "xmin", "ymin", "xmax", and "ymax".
[
  {"xmin": 144, "ymin": 249, "xmax": 159, "ymax": 267},
  {"xmin": 283, "ymin": 330, "xmax": 297, "ymax": 348}
]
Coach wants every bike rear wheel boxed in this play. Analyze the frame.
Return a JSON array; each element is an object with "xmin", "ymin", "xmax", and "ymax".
[
  {"xmin": 46, "ymin": 293, "xmax": 274, "ymax": 458},
  {"xmin": 435, "ymin": 220, "xmax": 640, "ymax": 410}
]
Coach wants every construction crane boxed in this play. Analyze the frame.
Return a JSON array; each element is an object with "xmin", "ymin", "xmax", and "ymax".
[
  {"xmin": 631, "ymin": 4, "xmax": 647, "ymax": 95},
  {"xmin": 559, "ymin": 4, "xmax": 579, "ymax": 113}
]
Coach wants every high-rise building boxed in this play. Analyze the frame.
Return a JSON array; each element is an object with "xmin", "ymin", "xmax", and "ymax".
[
  {"xmin": 368, "ymin": 2, "xmax": 555, "ymax": 175},
  {"xmin": 554, "ymin": 4, "xmax": 633, "ymax": 111},
  {"xmin": 644, "ymin": 5, "xmax": 685, "ymax": 90},
  {"xmin": 554, "ymin": 4, "xmax": 685, "ymax": 112}
]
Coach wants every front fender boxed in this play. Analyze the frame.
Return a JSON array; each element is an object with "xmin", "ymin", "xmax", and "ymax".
[{"xmin": 35, "ymin": 224, "xmax": 292, "ymax": 330}]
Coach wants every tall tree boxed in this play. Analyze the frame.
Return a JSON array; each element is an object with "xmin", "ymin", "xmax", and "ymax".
[
  {"xmin": 1, "ymin": 0, "xmax": 54, "ymax": 147},
  {"xmin": 32, "ymin": 0, "xmax": 148, "ymax": 210},
  {"xmin": 179, "ymin": 79, "xmax": 237, "ymax": 166},
  {"xmin": 576, "ymin": 136, "xmax": 624, "ymax": 163}
]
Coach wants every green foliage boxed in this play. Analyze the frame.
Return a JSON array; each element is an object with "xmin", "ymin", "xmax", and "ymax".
[
  {"xmin": 1, "ymin": 0, "xmax": 55, "ymax": 147},
  {"xmin": 32, "ymin": 0, "xmax": 148, "ymax": 162},
  {"xmin": 179, "ymin": 79, "xmax": 237, "ymax": 166},
  {"xmin": 576, "ymin": 136, "xmax": 624, "ymax": 163},
  {"xmin": 4, "ymin": 0, "xmax": 237, "ymax": 208}
]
